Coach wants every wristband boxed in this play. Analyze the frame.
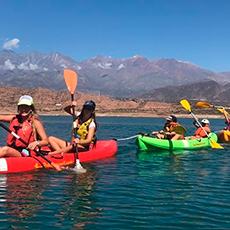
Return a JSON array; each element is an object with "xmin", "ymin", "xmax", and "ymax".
[{"xmin": 36, "ymin": 140, "xmax": 40, "ymax": 147}]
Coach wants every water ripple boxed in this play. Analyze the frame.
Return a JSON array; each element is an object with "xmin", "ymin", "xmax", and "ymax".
[{"xmin": 0, "ymin": 117, "xmax": 230, "ymax": 228}]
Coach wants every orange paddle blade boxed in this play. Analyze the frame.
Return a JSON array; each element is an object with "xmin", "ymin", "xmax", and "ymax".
[{"xmin": 64, "ymin": 69, "xmax": 78, "ymax": 94}]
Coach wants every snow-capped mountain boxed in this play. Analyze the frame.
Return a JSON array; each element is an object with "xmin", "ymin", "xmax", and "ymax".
[{"xmin": 0, "ymin": 50, "xmax": 229, "ymax": 97}]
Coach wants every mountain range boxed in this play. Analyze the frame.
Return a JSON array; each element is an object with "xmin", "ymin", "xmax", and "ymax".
[
  {"xmin": 0, "ymin": 49, "xmax": 230, "ymax": 98},
  {"xmin": 138, "ymin": 80, "xmax": 230, "ymax": 104}
]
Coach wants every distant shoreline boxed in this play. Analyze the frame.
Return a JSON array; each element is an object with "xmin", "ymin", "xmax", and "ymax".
[
  {"xmin": 0, "ymin": 109, "xmax": 225, "ymax": 119},
  {"xmin": 37, "ymin": 112, "xmax": 224, "ymax": 119}
]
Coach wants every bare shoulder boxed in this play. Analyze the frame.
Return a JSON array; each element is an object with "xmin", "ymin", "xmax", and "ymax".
[{"xmin": 33, "ymin": 118, "xmax": 44, "ymax": 127}]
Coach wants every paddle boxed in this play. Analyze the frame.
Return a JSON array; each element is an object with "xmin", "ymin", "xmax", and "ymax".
[
  {"xmin": 180, "ymin": 99, "xmax": 223, "ymax": 149},
  {"xmin": 217, "ymin": 108, "xmax": 229, "ymax": 116},
  {"xmin": 196, "ymin": 101, "xmax": 230, "ymax": 126},
  {"xmin": 171, "ymin": 125, "xmax": 187, "ymax": 135},
  {"xmin": 64, "ymin": 69, "xmax": 86, "ymax": 173},
  {"xmin": 0, "ymin": 122, "xmax": 61, "ymax": 171},
  {"xmin": 196, "ymin": 102, "xmax": 230, "ymax": 115}
]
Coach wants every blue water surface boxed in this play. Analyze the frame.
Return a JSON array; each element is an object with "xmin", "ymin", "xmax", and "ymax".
[{"xmin": 0, "ymin": 116, "xmax": 230, "ymax": 229}]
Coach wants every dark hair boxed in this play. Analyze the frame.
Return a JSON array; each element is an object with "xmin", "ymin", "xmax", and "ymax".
[
  {"xmin": 79, "ymin": 101, "xmax": 98, "ymax": 131},
  {"xmin": 170, "ymin": 115, "xmax": 177, "ymax": 122}
]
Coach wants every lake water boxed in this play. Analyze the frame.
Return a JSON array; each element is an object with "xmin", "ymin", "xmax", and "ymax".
[{"xmin": 0, "ymin": 116, "xmax": 230, "ymax": 229}]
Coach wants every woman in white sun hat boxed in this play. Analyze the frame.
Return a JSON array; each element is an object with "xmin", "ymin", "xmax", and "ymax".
[{"xmin": 0, "ymin": 95, "xmax": 48, "ymax": 157}]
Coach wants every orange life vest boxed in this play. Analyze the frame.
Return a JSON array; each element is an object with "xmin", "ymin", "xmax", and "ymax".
[
  {"xmin": 193, "ymin": 126, "xmax": 210, "ymax": 138},
  {"xmin": 168, "ymin": 122, "xmax": 184, "ymax": 139},
  {"xmin": 169, "ymin": 122, "xmax": 179, "ymax": 131},
  {"xmin": 6, "ymin": 115, "xmax": 35, "ymax": 148}
]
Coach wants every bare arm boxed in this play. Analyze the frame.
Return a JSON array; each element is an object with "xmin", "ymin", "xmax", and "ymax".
[
  {"xmin": 193, "ymin": 119, "xmax": 199, "ymax": 128},
  {"xmin": 64, "ymin": 104, "xmax": 73, "ymax": 115},
  {"xmin": 0, "ymin": 115, "xmax": 15, "ymax": 123},
  {"xmin": 64, "ymin": 101, "xmax": 79, "ymax": 116},
  {"xmin": 74, "ymin": 126, "xmax": 96, "ymax": 146},
  {"xmin": 222, "ymin": 108, "xmax": 229, "ymax": 123},
  {"xmin": 33, "ymin": 119, "xmax": 48, "ymax": 146}
]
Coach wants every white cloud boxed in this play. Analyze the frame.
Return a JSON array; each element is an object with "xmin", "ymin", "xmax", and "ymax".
[
  {"xmin": 5, "ymin": 60, "xmax": 15, "ymax": 70},
  {"xmin": 3, "ymin": 38, "xmax": 20, "ymax": 50}
]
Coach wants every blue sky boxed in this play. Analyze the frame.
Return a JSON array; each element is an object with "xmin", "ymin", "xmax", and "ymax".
[{"xmin": 0, "ymin": 0, "xmax": 230, "ymax": 72}]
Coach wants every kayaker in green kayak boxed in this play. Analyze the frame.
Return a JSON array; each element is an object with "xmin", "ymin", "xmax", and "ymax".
[
  {"xmin": 189, "ymin": 118, "xmax": 211, "ymax": 139},
  {"xmin": 151, "ymin": 115, "xmax": 184, "ymax": 140}
]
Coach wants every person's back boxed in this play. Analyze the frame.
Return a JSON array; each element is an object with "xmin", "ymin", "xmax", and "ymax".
[{"xmin": 192, "ymin": 118, "xmax": 211, "ymax": 139}]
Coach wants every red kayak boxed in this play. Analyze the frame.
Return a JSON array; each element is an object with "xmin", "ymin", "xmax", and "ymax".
[{"xmin": 0, "ymin": 140, "xmax": 117, "ymax": 174}]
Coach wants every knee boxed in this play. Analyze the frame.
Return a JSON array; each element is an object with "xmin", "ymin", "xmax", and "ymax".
[
  {"xmin": 48, "ymin": 136, "xmax": 55, "ymax": 143},
  {"xmin": 0, "ymin": 146, "xmax": 10, "ymax": 155}
]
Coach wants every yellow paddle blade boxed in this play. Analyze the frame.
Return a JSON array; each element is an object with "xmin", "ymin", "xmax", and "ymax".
[
  {"xmin": 180, "ymin": 99, "xmax": 191, "ymax": 112},
  {"xmin": 172, "ymin": 125, "xmax": 187, "ymax": 135},
  {"xmin": 195, "ymin": 101, "xmax": 213, "ymax": 109},
  {"xmin": 218, "ymin": 108, "xmax": 229, "ymax": 116},
  {"xmin": 64, "ymin": 69, "xmax": 78, "ymax": 94},
  {"xmin": 210, "ymin": 139, "xmax": 223, "ymax": 149}
]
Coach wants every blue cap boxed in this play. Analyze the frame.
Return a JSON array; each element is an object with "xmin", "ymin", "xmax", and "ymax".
[{"xmin": 83, "ymin": 100, "xmax": 96, "ymax": 111}]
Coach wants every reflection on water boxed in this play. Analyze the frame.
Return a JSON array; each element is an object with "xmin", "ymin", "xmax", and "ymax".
[
  {"xmin": 53, "ymin": 169, "xmax": 100, "ymax": 228},
  {"xmin": 0, "ymin": 167, "xmax": 104, "ymax": 229},
  {"xmin": 5, "ymin": 172, "xmax": 45, "ymax": 220}
]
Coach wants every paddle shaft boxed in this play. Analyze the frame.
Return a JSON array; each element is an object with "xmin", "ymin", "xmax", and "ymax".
[
  {"xmin": 71, "ymin": 94, "xmax": 79, "ymax": 161},
  {"xmin": 0, "ymin": 121, "xmax": 57, "ymax": 168}
]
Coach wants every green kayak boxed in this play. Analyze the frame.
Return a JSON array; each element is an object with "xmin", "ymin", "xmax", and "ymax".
[{"xmin": 137, "ymin": 133, "xmax": 218, "ymax": 151}]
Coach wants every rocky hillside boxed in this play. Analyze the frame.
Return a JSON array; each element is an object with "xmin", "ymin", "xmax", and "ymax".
[
  {"xmin": 0, "ymin": 86, "xmax": 187, "ymax": 116},
  {"xmin": 138, "ymin": 80, "xmax": 230, "ymax": 105},
  {"xmin": 1, "ymin": 50, "xmax": 230, "ymax": 98}
]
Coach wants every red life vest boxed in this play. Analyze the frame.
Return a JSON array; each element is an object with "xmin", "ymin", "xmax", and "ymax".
[
  {"xmin": 193, "ymin": 126, "xmax": 210, "ymax": 138},
  {"xmin": 225, "ymin": 120, "xmax": 230, "ymax": 131},
  {"xmin": 6, "ymin": 115, "xmax": 35, "ymax": 148}
]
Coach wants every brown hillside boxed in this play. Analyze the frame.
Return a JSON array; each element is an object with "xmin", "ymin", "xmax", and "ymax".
[{"xmin": 0, "ymin": 86, "xmax": 186, "ymax": 117}]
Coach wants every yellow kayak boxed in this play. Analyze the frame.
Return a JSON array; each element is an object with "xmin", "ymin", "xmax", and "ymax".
[{"xmin": 218, "ymin": 130, "xmax": 230, "ymax": 142}]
